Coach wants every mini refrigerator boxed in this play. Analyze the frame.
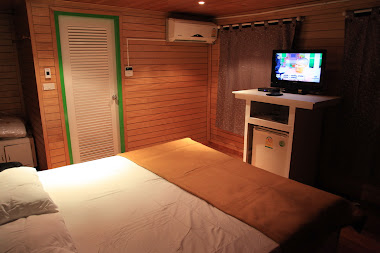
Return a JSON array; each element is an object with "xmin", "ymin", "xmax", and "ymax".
[{"xmin": 251, "ymin": 126, "xmax": 289, "ymax": 178}]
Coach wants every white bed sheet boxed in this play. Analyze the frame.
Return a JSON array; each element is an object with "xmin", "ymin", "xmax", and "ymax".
[
  {"xmin": 38, "ymin": 156, "xmax": 280, "ymax": 253},
  {"xmin": 0, "ymin": 213, "xmax": 77, "ymax": 253}
]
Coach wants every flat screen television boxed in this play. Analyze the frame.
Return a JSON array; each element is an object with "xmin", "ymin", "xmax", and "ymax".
[{"xmin": 270, "ymin": 50, "xmax": 326, "ymax": 94}]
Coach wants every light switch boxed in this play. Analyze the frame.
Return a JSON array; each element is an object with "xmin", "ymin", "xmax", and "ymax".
[
  {"xmin": 43, "ymin": 83, "xmax": 55, "ymax": 91},
  {"xmin": 44, "ymin": 68, "xmax": 51, "ymax": 79}
]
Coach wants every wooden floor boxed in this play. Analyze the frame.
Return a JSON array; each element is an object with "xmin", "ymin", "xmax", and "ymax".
[{"xmin": 209, "ymin": 143, "xmax": 380, "ymax": 253}]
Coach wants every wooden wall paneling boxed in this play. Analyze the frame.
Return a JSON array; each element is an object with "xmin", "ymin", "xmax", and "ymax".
[
  {"xmin": 123, "ymin": 16, "xmax": 207, "ymax": 149},
  {"xmin": 118, "ymin": 14, "xmax": 128, "ymax": 152},
  {"xmin": 0, "ymin": 13, "xmax": 24, "ymax": 117},
  {"xmin": 48, "ymin": 5, "xmax": 108, "ymax": 165},
  {"xmin": 126, "ymin": 100, "xmax": 207, "ymax": 118},
  {"xmin": 26, "ymin": 0, "xmax": 128, "ymax": 168},
  {"xmin": 50, "ymin": 1, "xmax": 207, "ymax": 152},
  {"xmin": 125, "ymin": 91, "xmax": 207, "ymax": 106},
  {"xmin": 208, "ymin": 0, "xmax": 378, "ymax": 156},
  {"xmin": 126, "ymin": 96, "xmax": 207, "ymax": 112},
  {"xmin": 207, "ymin": 44, "xmax": 212, "ymax": 142},
  {"xmin": 126, "ymin": 80, "xmax": 207, "ymax": 92},
  {"xmin": 124, "ymin": 37, "xmax": 209, "ymax": 149},
  {"xmin": 25, "ymin": 0, "xmax": 209, "ymax": 166},
  {"xmin": 128, "ymin": 117, "xmax": 206, "ymax": 136},
  {"xmin": 25, "ymin": 0, "xmax": 55, "ymax": 169},
  {"xmin": 13, "ymin": 0, "xmax": 48, "ymax": 170},
  {"xmin": 127, "ymin": 107, "xmax": 206, "ymax": 125},
  {"xmin": 128, "ymin": 129, "xmax": 206, "ymax": 150},
  {"xmin": 127, "ymin": 109, "xmax": 206, "ymax": 127}
]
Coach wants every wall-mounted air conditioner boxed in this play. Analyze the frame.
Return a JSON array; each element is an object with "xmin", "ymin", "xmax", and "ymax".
[{"xmin": 166, "ymin": 18, "xmax": 218, "ymax": 44}]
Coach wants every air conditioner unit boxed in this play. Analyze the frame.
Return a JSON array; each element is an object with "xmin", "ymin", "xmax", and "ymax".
[{"xmin": 167, "ymin": 18, "xmax": 218, "ymax": 44}]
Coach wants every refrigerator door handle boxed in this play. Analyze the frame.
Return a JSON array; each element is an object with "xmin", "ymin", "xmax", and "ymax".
[{"xmin": 254, "ymin": 126, "xmax": 288, "ymax": 137}]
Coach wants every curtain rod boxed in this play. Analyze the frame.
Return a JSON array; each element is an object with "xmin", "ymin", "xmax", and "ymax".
[
  {"xmin": 218, "ymin": 17, "xmax": 301, "ymax": 29},
  {"xmin": 216, "ymin": 0, "xmax": 350, "ymax": 20},
  {"xmin": 342, "ymin": 8, "xmax": 373, "ymax": 16}
]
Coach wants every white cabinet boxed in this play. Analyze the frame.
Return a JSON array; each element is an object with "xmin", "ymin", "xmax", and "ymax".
[
  {"xmin": 0, "ymin": 137, "xmax": 37, "ymax": 167},
  {"xmin": 233, "ymin": 89, "xmax": 340, "ymax": 186}
]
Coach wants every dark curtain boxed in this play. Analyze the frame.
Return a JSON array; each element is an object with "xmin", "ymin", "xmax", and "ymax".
[
  {"xmin": 216, "ymin": 20, "xmax": 298, "ymax": 135},
  {"xmin": 335, "ymin": 8, "xmax": 380, "ymax": 196}
]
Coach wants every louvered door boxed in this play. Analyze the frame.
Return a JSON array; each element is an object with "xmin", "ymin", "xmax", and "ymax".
[{"xmin": 58, "ymin": 15, "xmax": 120, "ymax": 163}]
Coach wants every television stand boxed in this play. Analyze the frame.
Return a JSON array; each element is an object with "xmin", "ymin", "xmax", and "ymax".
[
  {"xmin": 282, "ymin": 88, "xmax": 309, "ymax": 95},
  {"xmin": 232, "ymin": 89, "xmax": 340, "ymax": 186}
]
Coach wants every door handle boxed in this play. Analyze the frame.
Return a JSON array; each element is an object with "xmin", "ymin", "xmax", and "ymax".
[{"xmin": 112, "ymin": 95, "xmax": 118, "ymax": 105}]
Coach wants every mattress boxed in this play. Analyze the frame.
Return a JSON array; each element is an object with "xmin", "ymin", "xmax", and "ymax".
[
  {"xmin": 38, "ymin": 156, "xmax": 280, "ymax": 253},
  {"xmin": 120, "ymin": 138, "xmax": 354, "ymax": 252}
]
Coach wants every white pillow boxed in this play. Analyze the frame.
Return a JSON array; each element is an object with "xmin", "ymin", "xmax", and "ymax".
[
  {"xmin": 0, "ymin": 167, "xmax": 58, "ymax": 225},
  {"xmin": 0, "ymin": 213, "xmax": 77, "ymax": 253}
]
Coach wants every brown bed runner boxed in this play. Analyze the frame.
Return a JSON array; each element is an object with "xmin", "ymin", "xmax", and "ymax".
[{"xmin": 118, "ymin": 138, "xmax": 354, "ymax": 252}]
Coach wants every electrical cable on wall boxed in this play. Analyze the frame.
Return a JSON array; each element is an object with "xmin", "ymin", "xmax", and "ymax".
[{"xmin": 126, "ymin": 38, "xmax": 166, "ymax": 67}]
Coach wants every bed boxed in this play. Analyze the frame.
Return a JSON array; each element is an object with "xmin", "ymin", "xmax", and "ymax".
[{"xmin": 0, "ymin": 138, "xmax": 355, "ymax": 253}]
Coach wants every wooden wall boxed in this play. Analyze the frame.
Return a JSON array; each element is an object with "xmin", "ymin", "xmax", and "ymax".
[
  {"xmin": 22, "ymin": 0, "xmax": 377, "ymax": 170},
  {"xmin": 123, "ymin": 17, "xmax": 208, "ymax": 150},
  {"xmin": 14, "ymin": 0, "xmax": 48, "ymax": 170},
  {"xmin": 25, "ymin": 0, "xmax": 208, "ymax": 169},
  {"xmin": 0, "ymin": 13, "xmax": 24, "ymax": 117},
  {"xmin": 209, "ymin": 0, "xmax": 379, "ymax": 157}
]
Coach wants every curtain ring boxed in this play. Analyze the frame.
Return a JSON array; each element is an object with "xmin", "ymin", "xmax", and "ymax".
[
  {"xmin": 371, "ymin": 7, "xmax": 379, "ymax": 18},
  {"xmin": 345, "ymin": 10, "xmax": 354, "ymax": 20},
  {"xmin": 278, "ymin": 19, "xmax": 284, "ymax": 26},
  {"xmin": 228, "ymin": 25, "xmax": 233, "ymax": 32},
  {"xmin": 291, "ymin": 17, "xmax": 297, "ymax": 27},
  {"xmin": 264, "ymin": 21, "xmax": 269, "ymax": 28},
  {"xmin": 239, "ymin": 24, "xmax": 243, "ymax": 31}
]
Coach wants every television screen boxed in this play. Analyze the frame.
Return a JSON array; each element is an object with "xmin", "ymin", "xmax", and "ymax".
[
  {"xmin": 274, "ymin": 52, "xmax": 323, "ymax": 83},
  {"xmin": 271, "ymin": 50, "xmax": 326, "ymax": 93}
]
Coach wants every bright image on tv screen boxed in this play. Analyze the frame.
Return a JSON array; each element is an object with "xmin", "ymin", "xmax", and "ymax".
[{"xmin": 274, "ymin": 53, "xmax": 323, "ymax": 83}]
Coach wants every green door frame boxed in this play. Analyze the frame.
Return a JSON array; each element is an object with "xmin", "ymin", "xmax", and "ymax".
[{"xmin": 54, "ymin": 11, "xmax": 125, "ymax": 164}]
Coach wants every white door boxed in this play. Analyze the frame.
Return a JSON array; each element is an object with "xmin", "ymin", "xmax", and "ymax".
[{"xmin": 59, "ymin": 15, "xmax": 120, "ymax": 163}]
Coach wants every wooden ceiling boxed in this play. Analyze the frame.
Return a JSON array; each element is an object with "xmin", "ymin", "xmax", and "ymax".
[
  {"xmin": 0, "ymin": 0, "xmax": 324, "ymax": 17},
  {"xmin": 67, "ymin": 0, "xmax": 321, "ymax": 17}
]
